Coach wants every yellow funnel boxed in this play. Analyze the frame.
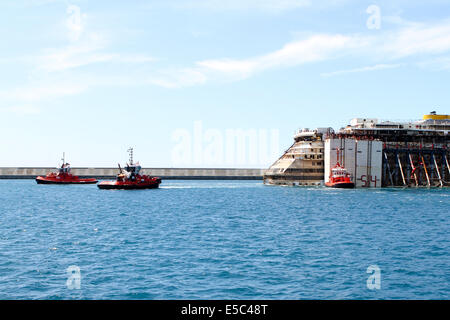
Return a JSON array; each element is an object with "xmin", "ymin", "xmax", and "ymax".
[{"xmin": 423, "ymin": 113, "xmax": 450, "ymax": 120}]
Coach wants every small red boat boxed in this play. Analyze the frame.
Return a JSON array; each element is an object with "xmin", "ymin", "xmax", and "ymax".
[
  {"xmin": 97, "ymin": 148, "xmax": 161, "ymax": 190},
  {"xmin": 36, "ymin": 154, "xmax": 98, "ymax": 185},
  {"xmin": 325, "ymin": 148, "xmax": 355, "ymax": 188}
]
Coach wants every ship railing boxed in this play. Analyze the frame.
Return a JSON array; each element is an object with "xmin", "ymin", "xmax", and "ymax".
[
  {"xmin": 377, "ymin": 118, "xmax": 421, "ymax": 124},
  {"xmin": 384, "ymin": 142, "xmax": 448, "ymax": 150},
  {"xmin": 286, "ymin": 150, "xmax": 321, "ymax": 155}
]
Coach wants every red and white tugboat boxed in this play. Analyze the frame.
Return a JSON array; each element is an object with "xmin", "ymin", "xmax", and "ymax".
[
  {"xmin": 97, "ymin": 148, "xmax": 161, "ymax": 190},
  {"xmin": 325, "ymin": 148, "xmax": 355, "ymax": 189},
  {"xmin": 36, "ymin": 153, "xmax": 98, "ymax": 185}
]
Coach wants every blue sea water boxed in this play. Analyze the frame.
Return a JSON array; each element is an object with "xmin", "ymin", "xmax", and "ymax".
[{"xmin": 0, "ymin": 179, "xmax": 448, "ymax": 300}]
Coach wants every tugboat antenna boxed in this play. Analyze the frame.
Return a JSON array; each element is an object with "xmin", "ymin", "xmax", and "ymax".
[
  {"xmin": 127, "ymin": 147, "xmax": 134, "ymax": 165},
  {"xmin": 336, "ymin": 148, "xmax": 340, "ymax": 166}
]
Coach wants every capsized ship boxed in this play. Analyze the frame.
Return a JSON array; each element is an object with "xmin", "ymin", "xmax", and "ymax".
[
  {"xmin": 36, "ymin": 153, "xmax": 98, "ymax": 184},
  {"xmin": 97, "ymin": 148, "xmax": 161, "ymax": 190},
  {"xmin": 265, "ymin": 112, "xmax": 449, "ymax": 188},
  {"xmin": 263, "ymin": 128, "xmax": 333, "ymax": 186}
]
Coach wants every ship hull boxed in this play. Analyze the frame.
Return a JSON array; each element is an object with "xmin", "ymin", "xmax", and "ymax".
[
  {"xmin": 35, "ymin": 176, "xmax": 98, "ymax": 184},
  {"xmin": 263, "ymin": 177, "xmax": 323, "ymax": 186},
  {"xmin": 325, "ymin": 181, "xmax": 355, "ymax": 188},
  {"xmin": 97, "ymin": 179, "xmax": 161, "ymax": 190}
]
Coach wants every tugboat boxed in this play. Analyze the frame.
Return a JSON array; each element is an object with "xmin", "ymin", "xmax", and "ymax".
[
  {"xmin": 97, "ymin": 148, "xmax": 161, "ymax": 190},
  {"xmin": 325, "ymin": 148, "xmax": 355, "ymax": 188},
  {"xmin": 36, "ymin": 153, "xmax": 98, "ymax": 184}
]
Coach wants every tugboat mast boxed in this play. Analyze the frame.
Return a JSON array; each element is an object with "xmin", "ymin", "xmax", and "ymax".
[
  {"xmin": 336, "ymin": 147, "xmax": 341, "ymax": 166},
  {"xmin": 127, "ymin": 147, "xmax": 134, "ymax": 165}
]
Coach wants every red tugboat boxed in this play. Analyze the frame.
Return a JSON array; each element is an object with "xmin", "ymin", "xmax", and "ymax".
[
  {"xmin": 325, "ymin": 148, "xmax": 355, "ymax": 188},
  {"xmin": 97, "ymin": 148, "xmax": 161, "ymax": 190},
  {"xmin": 36, "ymin": 153, "xmax": 98, "ymax": 185}
]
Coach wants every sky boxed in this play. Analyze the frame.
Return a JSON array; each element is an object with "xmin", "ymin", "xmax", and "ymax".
[{"xmin": 1, "ymin": 0, "xmax": 450, "ymax": 167}]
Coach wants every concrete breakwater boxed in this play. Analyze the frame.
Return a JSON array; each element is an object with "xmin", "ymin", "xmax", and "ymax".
[{"xmin": 0, "ymin": 167, "xmax": 264, "ymax": 180}]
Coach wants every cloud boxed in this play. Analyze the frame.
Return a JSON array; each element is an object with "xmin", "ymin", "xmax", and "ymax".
[
  {"xmin": 383, "ymin": 15, "xmax": 420, "ymax": 28},
  {"xmin": 33, "ymin": 6, "xmax": 156, "ymax": 73},
  {"xmin": 0, "ymin": 83, "xmax": 87, "ymax": 102},
  {"xmin": 378, "ymin": 21, "xmax": 450, "ymax": 59},
  {"xmin": 173, "ymin": 0, "xmax": 311, "ymax": 12},
  {"xmin": 147, "ymin": 68, "xmax": 208, "ymax": 88},
  {"xmin": 0, "ymin": 85, "xmax": 79, "ymax": 115},
  {"xmin": 199, "ymin": 34, "xmax": 360, "ymax": 77},
  {"xmin": 0, "ymin": 2, "xmax": 157, "ymax": 108},
  {"xmin": 147, "ymin": 34, "xmax": 362, "ymax": 87},
  {"xmin": 416, "ymin": 56, "xmax": 450, "ymax": 71},
  {"xmin": 152, "ymin": 19, "xmax": 450, "ymax": 87},
  {"xmin": 321, "ymin": 64, "xmax": 402, "ymax": 77},
  {"xmin": 115, "ymin": 54, "xmax": 156, "ymax": 64},
  {"xmin": 0, "ymin": 105, "xmax": 41, "ymax": 115},
  {"xmin": 5, "ymin": 3, "xmax": 450, "ymax": 110},
  {"xmin": 37, "ymin": 35, "xmax": 110, "ymax": 72},
  {"xmin": 37, "ymin": 39, "xmax": 156, "ymax": 72}
]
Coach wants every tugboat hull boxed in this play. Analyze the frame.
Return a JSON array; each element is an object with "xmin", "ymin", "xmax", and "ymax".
[
  {"xmin": 35, "ymin": 176, "xmax": 98, "ymax": 184},
  {"xmin": 325, "ymin": 181, "xmax": 355, "ymax": 188},
  {"xmin": 97, "ymin": 179, "xmax": 161, "ymax": 190}
]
